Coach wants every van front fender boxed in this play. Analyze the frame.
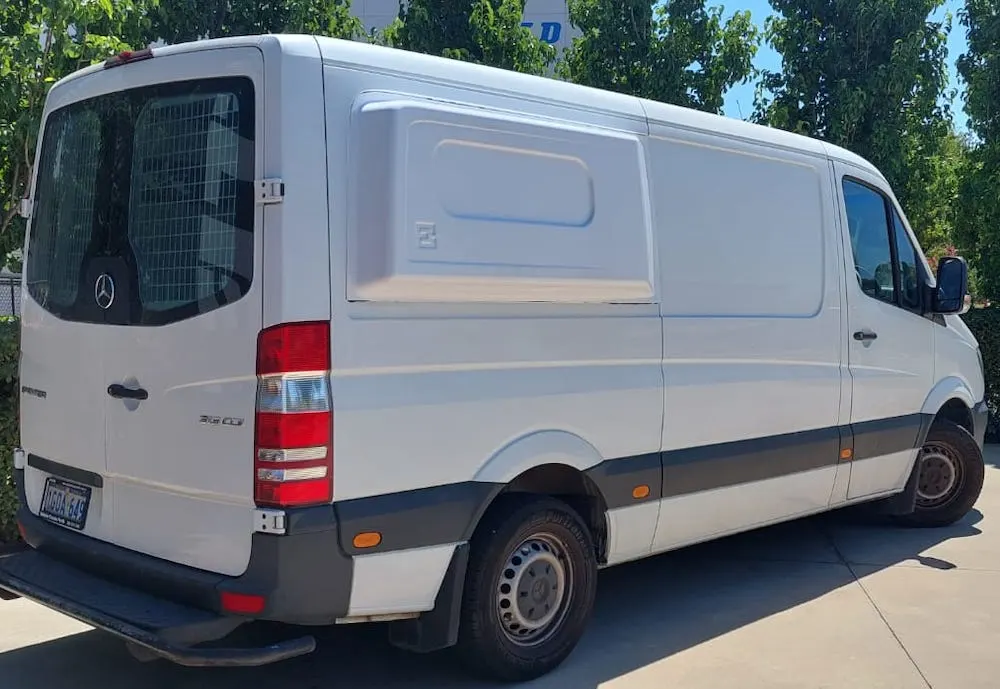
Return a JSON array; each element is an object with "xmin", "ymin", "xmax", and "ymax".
[{"xmin": 921, "ymin": 377, "xmax": 976, "ymax": 417}]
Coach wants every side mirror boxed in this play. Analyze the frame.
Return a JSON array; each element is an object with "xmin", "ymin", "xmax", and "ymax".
[{"xmin": 931, "ymin": 256, "xmax": 969, "ymax": 314}]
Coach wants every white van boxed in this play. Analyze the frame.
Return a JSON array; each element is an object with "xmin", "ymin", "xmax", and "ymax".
[{"xmin": 0, "ymin": 34, "xmax": 987, "ymax": 682}]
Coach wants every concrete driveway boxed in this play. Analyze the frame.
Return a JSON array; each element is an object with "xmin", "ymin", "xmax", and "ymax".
[{"xmin": 3, "ymin": 448, "xmax": 1000, "ymax": 689}]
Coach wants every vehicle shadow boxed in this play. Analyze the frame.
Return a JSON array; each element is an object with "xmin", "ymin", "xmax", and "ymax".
[{"xmin": 0, "ymin": 505, "xmax": 985, "ymax": 689}]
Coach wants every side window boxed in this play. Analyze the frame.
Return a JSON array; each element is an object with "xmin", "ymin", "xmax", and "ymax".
[
  {"xmin": 892, "ymin": 210, "xmax": 921, "ymax": 311},
  {"xmin": 842, "ymin": 180, "xmax": 896, "ymax": 305}
]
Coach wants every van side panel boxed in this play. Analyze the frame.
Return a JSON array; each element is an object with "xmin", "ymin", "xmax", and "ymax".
[
  {"xmin": 260, "ymin": 35, "xmax": 332, "ymax": 329},
  {"xmin": 645, "ymin": 120, "xmax": 845, "ymax": 551},
  {"xmin": 321, "ymin": 54, "xmax": 663, "ymax": 590},
  {"xmin": 347, "ymin": 96, "xmax": 654, "ymax": 303}
]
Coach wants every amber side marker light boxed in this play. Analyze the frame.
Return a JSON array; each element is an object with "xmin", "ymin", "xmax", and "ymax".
[
  {"xmin": 840, "ymin": 448, "xmax": 854, "ymax": 461},
  {"xmin": 353, "ymin": 532, "xmax": 382, "ymax": 549},
  {"xmin": 632, "ymin": 485, "xmax": 651, "ymax": 500},
  {"xmin": 16, "ymin": 521, "xmax": 26, "ymax": 542}
]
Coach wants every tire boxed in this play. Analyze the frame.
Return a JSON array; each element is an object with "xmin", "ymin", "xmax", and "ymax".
[
  {"xmin": 897, "ymin": 419, "xmax": 985, "ymax": 528},
  {"xmin": 457, "ymin": 494, "xmax": 598, "ymax": 683}
]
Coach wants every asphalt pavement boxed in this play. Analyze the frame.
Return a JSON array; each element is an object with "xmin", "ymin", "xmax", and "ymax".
[{"xmin": 3, "ymin": 448, "xmax": 1000, "ymax": 689}]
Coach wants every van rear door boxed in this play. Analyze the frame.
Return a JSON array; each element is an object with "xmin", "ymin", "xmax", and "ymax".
[
  {"xmin": 20, "ymin": 106, "xmax": 110, "ymax": 540},
  {"xmin": 21, "ymin": 46, "xmax": 265, "ymax": 577}
]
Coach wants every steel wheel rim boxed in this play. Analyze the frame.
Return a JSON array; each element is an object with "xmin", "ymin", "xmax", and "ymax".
[
  {"xmin": 916, "ymin": 442, "xmax": 964, "ymax": 509},
  {"xmin": 495, "ymin": 532, "xmax": 573, "ymax": 647}
]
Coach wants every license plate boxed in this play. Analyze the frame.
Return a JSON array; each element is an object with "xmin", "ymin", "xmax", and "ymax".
[{"xmin": 39, "ymin": 477, "xmax": 92, "ymax": 531}]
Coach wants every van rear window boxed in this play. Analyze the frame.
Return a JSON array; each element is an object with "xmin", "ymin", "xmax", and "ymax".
[
  {"xmin": 25, "ymin": 77, "xmax": 255, "ymax": 325},
  {"xmin": 25, "ymin": 109, "xmax": 102, "ymax": 311}
]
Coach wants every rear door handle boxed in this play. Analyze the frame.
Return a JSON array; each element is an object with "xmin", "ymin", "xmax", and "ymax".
[
  {"xmin": 107, "ymin": 383, "xmax": 148, "ymax": 401},
  {"xmin": 853, "ymin": 330, "xmax": 878, "ymax": 342}
]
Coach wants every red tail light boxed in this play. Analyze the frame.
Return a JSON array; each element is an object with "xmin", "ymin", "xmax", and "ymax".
[
  {"xmin": 257, "ymin": 321, "xmax": 329, "ymax": 375},
  {"xmin": 254, "ymin": 322, "xmax": 332, "ymax": 508}
]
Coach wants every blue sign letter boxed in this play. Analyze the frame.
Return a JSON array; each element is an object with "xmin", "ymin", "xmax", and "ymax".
[{"xmin": 540, "ymin": 22, "xmax": 561, "ymax": 44}]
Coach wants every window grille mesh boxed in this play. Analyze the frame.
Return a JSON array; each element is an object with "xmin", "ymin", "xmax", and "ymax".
[
  {"xmin": 127, "ymin": 92, "xmax": 241, "ymax": 310},
  {"xmin": 28, "ymin": 111, "xmax": 102, "ymax": 307}
]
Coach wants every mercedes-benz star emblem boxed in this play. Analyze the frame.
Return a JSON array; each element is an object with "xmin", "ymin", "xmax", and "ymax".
[{"xmin": 94, "ymin": 273, "xmax": 115, "ymax": 310}]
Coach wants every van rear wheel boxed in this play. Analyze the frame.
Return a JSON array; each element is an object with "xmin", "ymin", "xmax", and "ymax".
[
  {"xmin": 898, "ymin": 419, "xmax": 984, "ymax": 528},
  {"xmin": 457, "ymin": 495, "xmax": 597, "ymax": 682}
]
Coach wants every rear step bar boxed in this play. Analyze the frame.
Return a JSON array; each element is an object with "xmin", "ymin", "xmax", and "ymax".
[{"xmin": 0, "ymin": 549, "xmax": 315, "ymax": 668}]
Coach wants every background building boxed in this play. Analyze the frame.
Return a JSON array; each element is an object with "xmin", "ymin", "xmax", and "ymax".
[{"xmin": 353, "ymin": 0, "xmax": 580, "ymax": 53}]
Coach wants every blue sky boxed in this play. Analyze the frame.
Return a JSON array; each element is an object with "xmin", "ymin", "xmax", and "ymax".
[{"xmin": 721, "ymin": 0, "xmax": 969, "ymax": 130}]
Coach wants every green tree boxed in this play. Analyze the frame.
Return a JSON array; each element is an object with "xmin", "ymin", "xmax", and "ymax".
[
  {"xmin": 469, "ymin": 0, "xmax": 556, "ymax": 74},
  {"xmin": 0, "ymin": 0, "xmax": 155, "ymax": 268},
  {"xmin": 901, "ymin": 127, "xmax": 970, "ymax": 257},
  {"xmin": 756, "ymin": 0, "xmax": 955, "ymax": 248},
  {"xmin": 150, "ymin": 0, "xmax": 362, "ymax": 43},
  {"xmin": 557, "ymin": 0, "xmax": 759, "ymax": 113},
  {"xmin": 956, "ymin": 0, "xmax": 1000, "ymax": 301},
  {"xmin": 388, "ymin": 0, "xmax": 486, "ymax": 56},
  {"xmin": 385, "ymin": 0, "xmax": 554, "ymax": 74}
]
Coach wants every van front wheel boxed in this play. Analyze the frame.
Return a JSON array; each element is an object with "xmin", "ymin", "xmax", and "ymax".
[
  {"xmin": 457, "ymin": 495, "xmax": 597, "ymax": 682},
  {"xmin": 899, "ymin": 419, "xmax": 985, "ymax": 528}
]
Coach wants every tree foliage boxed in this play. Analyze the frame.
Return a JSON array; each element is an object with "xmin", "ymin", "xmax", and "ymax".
[
  {"xmin": 0, "ymin": 0, "xmax": 155, "ymax": 268},
  {"xmin": 557, "ymin": 0, "xmax": 759, "ymax": 113},
  {"xmin": 387, "ymin": 0, "xmax": 487, "ymax": 57},
  {"xmin": 149, "ymin": 0, "xmax": 362, "ymax": 44},
  {"xmin": 469, "ymin": 0, "xmax": 556, "ymax": 74},
  {"xmin": 956, "ymin": 0, "xmax": 1000, "ymax": 301},
  {"xmin": 756, "ymin": 0, "xmax": 955, "ymax": 250},
  {"xmin": 385, "ymin": 0, "xmax": 554, "ymax": 75},
  {"xmin": 899, "ymin": 126, "xmax": 969, "ymax": 257}
]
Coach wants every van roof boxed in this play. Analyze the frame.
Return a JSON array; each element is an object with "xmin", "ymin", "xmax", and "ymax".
[
  {"xmin": 637, "ymin": 97, "xmax": 882, "ymax": 177},
  {"xmin": 310, "ymin": 36, "xmax": 884, "ymax": 179},
  {"xmin": 50, "ymin": 33, "xmax": 884, "ymax": 181}
]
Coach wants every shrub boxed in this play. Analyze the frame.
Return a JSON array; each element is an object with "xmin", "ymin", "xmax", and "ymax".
[
  {"xmin": 961, "ymin": 307, "xmax": 1000, "ymax": 442},
  {"xmin": 0, "ymin": 318, "xmax": 17, "ymax": 543}
]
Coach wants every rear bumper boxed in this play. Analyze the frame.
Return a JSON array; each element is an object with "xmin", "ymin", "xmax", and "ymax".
[
  {"xmin": 0, "ymin": 549, "xmax": 315, "ymax": 667},
  {"xmin": 11, "ymin": 468, "xmax": 354, "ymax": 626},
  {"xmin": 973, "ymin": 399, "xmax": 989, "ymax": 450},
  {"xmin": 4, "ymin": 465, "xmax": 497, "ymax": 659}
]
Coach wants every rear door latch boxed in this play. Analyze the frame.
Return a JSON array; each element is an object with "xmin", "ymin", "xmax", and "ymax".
[
  {"xmin": 255, "ymin": 178, "xmax": 285, "ymax": 205},
  {"xmin": 253, "ymin": 508, "xmax": 286, "ymax": 535}
]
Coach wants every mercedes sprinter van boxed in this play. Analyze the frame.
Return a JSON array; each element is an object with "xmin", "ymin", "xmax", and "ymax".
[{"xmin": 0, "ymin": 34, "xmax": 987, "ymax": 682}]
